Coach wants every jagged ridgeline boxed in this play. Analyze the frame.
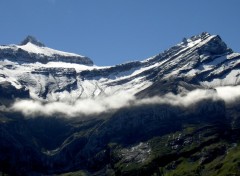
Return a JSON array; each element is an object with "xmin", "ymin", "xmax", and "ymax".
[{"xmin": 0, "ymin": 32, "xmax": 240, "ymax": 175}]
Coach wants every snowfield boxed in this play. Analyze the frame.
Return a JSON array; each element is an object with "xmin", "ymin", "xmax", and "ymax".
[{"xmin": 1, "ymin": 32, "xmax": 240, "ymax": 102}]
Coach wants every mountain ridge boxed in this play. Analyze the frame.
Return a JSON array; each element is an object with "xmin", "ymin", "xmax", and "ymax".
[
  {"xmin": 0, "ymin": 36, "xmax": 93, "ymax": 66},
  {"xmin": 1, "ymin": 32, "xmax": 239, "ymax": 102},
  {"xmin": 1, "ymin": 32, "xmax": 240, "ymax": 175}
]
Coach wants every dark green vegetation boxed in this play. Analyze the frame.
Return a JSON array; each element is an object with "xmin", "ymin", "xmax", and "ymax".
[{"xmin": 1, "ymin": 98, "xmax": 240, "ymax": 175}]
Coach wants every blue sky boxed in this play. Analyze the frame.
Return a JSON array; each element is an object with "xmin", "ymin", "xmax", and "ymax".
[{"xmin": 0, "ymin": 0, "xmax": 240, "ymax": 66}]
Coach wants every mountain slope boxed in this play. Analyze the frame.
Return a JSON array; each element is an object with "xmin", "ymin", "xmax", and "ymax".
[
  {"xmin": 1, "ymin": 32, "xmax": 240, "ymax": 102},
  {"xmin": 0, "ymin": 35, "xmax": 93, "ymax": 65},
  {"xmin": 0, "ymin": 33, "xmax": 240, "ymax": 176}
]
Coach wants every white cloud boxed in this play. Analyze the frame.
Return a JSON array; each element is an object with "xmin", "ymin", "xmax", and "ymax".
[
  {"xmin": 137, "ymin": 89, "xmax": 218, "ymax": 107},
  {"xmin": 216, "ymin": 85, "xmax": 240, "ymax": 103},
  {"xmin": 11, "ymin": 93, "xmax": 135, "ymax": 118},
  {"xmin": 8, "ymin": 85, "xmax": 240, "ymax": 118}
]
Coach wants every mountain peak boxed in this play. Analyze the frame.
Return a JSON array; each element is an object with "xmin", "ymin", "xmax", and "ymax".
[
  {"xmin": 20, "ymin": 35, "xmax": 45, "ymax": 47},
  {"xmin": 200, "ymin": 31, "xmax": 211, "ymax": 37},
  {"xmin": 0, "ymin": 35, "xmax": 94, "ymax": 65}
]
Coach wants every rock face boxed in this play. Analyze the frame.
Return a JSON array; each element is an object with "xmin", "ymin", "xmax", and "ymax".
[
  {"xmin": 0, "ymin": 33, "xmax": 240, "ymax": 175},
  {"xmin": 0, "ymin": 81, "xmax": 29, "ymax": 99},
  {"xmin": 20, "ymin": 35, "xmax": 46, "ymax": 47}
]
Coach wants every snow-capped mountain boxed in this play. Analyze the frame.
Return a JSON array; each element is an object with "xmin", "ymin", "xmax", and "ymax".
[
  {"xmin": 0, "ymin": 32, "xmax": 240, "ymax": 102},
  {"xmin": 0, "ymin": 35, "xmax": 93, "ymax": 65},
  {"xmin": 1, "ymin": 32, "xmax": 240, "ymax": 176}
]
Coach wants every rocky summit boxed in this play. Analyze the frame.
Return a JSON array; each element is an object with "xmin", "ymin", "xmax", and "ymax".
[{"xmin": 1, "ymin": 33, "xmax": 240, "ymax": 176}]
